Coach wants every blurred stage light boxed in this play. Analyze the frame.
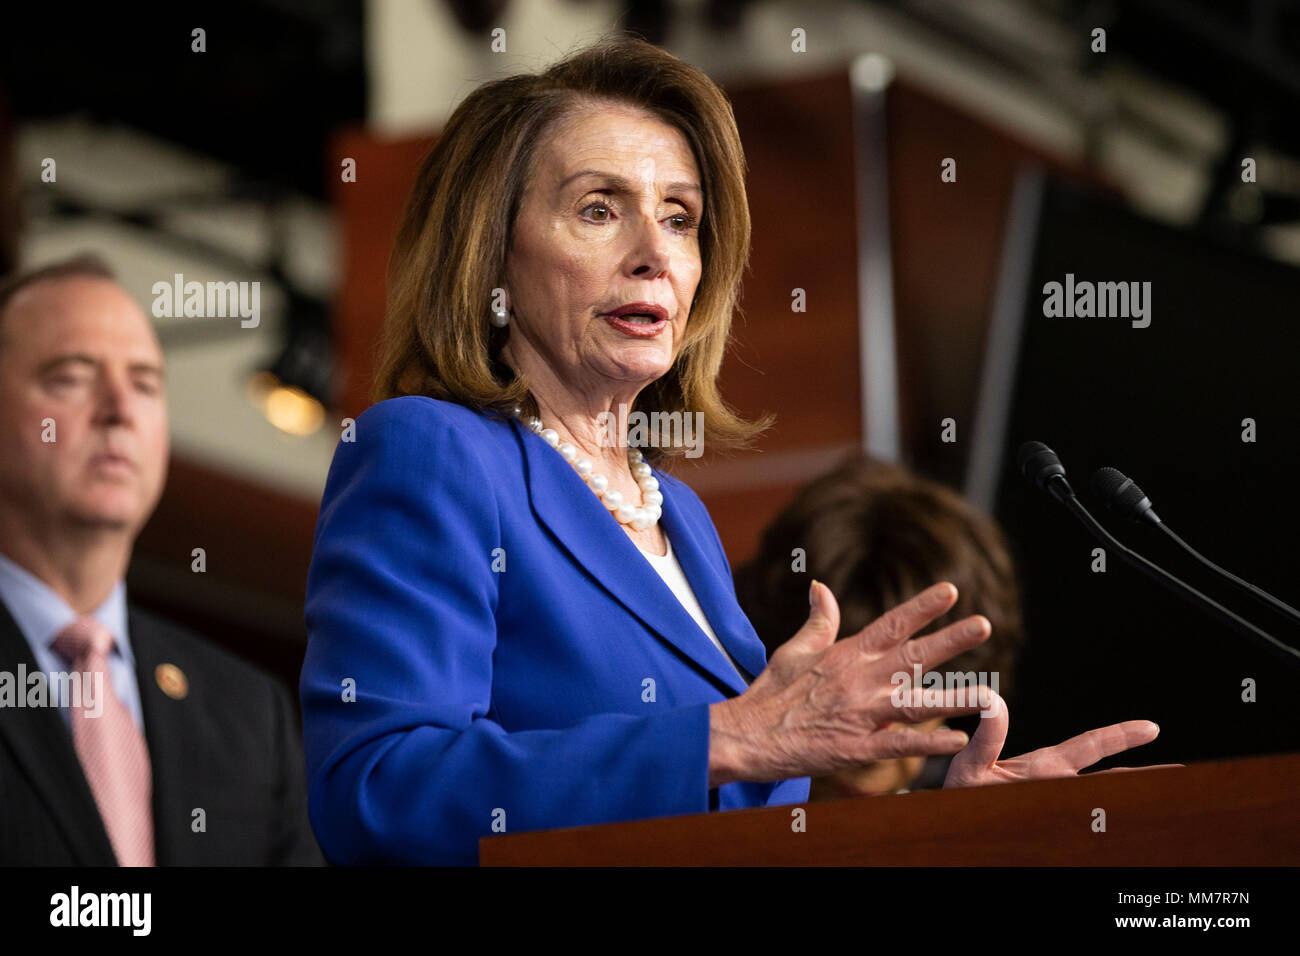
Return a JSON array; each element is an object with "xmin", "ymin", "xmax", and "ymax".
[{"xmin": 247, "ymin": 320, "xmax": 334, "ymax": 436}]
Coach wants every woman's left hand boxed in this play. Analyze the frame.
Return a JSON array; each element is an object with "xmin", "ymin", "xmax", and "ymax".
[{"xmin": 943, "ymin": 691, "xmax": 1177, "ymax": 788}]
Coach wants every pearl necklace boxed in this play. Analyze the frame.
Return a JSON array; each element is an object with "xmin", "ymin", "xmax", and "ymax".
[{"xmin": 512, "ymin": 406, "xmax": 663, "ymax": 531}]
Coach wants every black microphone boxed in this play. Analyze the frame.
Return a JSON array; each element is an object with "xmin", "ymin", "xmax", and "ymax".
[
  {"xmin": 1090, "ymin": 467, "xmax": 1160, "ymax": 526},
  {"xmin": 1092, "ymin": 465, "xmax": 1300, "ymax": 629},
  {"xmin": 1017, "ymin": 440, "xmax": 1075, "ymax": 503},
  {"xmin": 1016, "ymin": 442, "xmax": 1300, "ymax": 667}
]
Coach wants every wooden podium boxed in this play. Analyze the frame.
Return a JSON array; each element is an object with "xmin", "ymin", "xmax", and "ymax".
[{"xmin": 480, "ymin": 751, "xmax": 1300, "ymax": 866}]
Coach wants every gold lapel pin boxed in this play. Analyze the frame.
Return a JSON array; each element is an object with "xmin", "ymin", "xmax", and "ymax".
[{"xmin": 155, "ymin": 663, "xmax": 188, "ymax": 700}]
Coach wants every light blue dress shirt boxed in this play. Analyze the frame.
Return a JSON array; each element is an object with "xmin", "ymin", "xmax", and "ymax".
[{"xmin": 0, "ymin": 551, "xmax": 144, "ymax": 731}]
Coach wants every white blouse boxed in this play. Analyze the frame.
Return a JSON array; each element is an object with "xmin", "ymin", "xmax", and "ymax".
[{"xmin": 638, "ymin": 531, "xmax": 746, "ymax": 680}]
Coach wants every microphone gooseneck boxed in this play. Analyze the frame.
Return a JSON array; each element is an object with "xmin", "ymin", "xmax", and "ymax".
[
  {"xmin": 1016, "ymin": 442, "xmax": 1300, "ymax": 668},
  {"xmin": 1092, "ymin": 465, "xmax": 1300, "ymax": 630}
]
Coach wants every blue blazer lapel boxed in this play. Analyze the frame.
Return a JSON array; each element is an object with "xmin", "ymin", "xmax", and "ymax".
[
  {"xmin": 655, "ymin": 492, "xmax": 769, "ymax": 683},
  {"xmin": 515, "ymin": 422, "xmax": 757, "ymax": 696}
]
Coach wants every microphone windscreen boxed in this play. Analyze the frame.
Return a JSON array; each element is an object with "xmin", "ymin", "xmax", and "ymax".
[
  {"xmin": 1017, "ymin": 441, "xmax": 1066, "ymax": 489},
  {"xmin": 1091, "ymin": 466, "xmax": 1152, "ymax": 520}
]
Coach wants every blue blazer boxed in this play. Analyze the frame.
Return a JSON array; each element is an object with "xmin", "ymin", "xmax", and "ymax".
[{"xmin": 300, "ymin": 396, "xmax": 809, "ymax": 865}]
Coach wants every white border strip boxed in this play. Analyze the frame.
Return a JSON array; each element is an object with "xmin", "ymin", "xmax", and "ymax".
[
  {"xmin": 965, "ymin": 167, "xmax": 1045, "ymax": 511},
  {"xmin": 851, "ymin": 54, "xmax": 901, "ymax": 462}
]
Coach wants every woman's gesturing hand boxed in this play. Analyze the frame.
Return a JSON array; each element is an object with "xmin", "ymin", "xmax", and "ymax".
[
  {"xmin": 709, "ymin": 580, "xmax": 992, "ymax": 787},
  {"xmin": 942, "ymin": 691, "xmax": 1168, "ymax": 788}
]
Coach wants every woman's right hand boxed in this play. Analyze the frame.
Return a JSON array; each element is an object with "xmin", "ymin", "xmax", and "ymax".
[{"xmin": 708, "ymin": 580, "xmax": 991, "ymax": 787}]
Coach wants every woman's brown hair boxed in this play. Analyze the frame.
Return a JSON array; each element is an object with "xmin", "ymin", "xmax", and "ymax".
[
  {"xmin": 734, "ymin": 454, "xmax": 1025, "ymax": 702},
  {"xmin": 373, "ymin": 34, "xmax": 772, "ymax": 464}
]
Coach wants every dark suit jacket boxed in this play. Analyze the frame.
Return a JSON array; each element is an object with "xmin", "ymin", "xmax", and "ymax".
[{"xmin": 0, "ymin": 598, "xmax": 322, "ymax": 865}]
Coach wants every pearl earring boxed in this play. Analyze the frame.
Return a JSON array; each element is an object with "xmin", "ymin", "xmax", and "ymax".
[{"xmin": 490, "ymin": 304, "xmax": 510, "ymax": 327}]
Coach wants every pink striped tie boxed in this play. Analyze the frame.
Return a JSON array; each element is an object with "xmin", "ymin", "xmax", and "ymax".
[{"xmin": 51, "ymin": 616, "xmax": 155, "ymax": 867}]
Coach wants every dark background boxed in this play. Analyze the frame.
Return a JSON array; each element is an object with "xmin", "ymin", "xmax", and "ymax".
[{"xmin": 990, "ymin": 180, "xmax": 1299, "ymax": 762}]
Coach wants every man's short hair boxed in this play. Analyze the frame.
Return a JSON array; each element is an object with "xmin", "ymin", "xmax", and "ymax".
[{"xmin": 0, "ymin": 253, "xmax": 117, "ymax": 339}]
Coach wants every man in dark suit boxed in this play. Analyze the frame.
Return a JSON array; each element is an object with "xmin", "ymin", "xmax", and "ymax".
[{"xmin": 0, "ymin": 254, "xmax": 321, "ymax": 865}]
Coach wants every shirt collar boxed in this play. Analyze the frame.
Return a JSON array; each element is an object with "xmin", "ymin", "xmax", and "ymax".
[{"xmin": 0, "ymin": 550, "xmax": 132, "ymax": 664}]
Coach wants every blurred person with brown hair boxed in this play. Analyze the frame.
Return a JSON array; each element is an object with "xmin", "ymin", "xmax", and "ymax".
[{"xmin": 735, "ymin": 454, "xmax": 1025, "ymax": 800}]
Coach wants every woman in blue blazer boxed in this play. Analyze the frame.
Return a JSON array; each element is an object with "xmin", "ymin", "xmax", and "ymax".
[
  {"xmin": 301, "ymin": 36, "xmax": 1161, "ymax": 866},
  {"xmin": 303, "ymin": 394, "xmax": 807, "ymax": 865}
]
